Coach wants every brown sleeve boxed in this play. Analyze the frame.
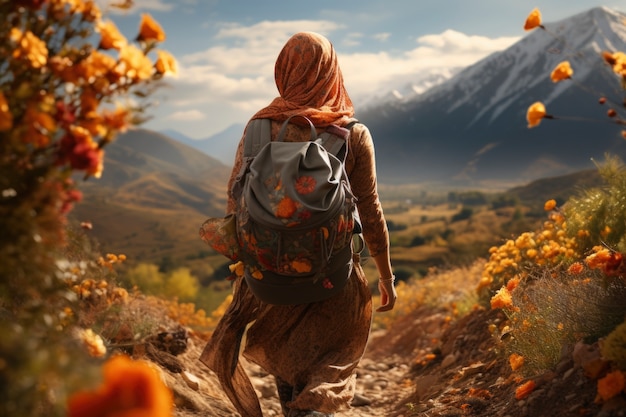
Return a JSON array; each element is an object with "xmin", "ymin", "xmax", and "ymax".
[{"xmin": 345, "ymin": 123, "xmax": 389, "ymax": 258}]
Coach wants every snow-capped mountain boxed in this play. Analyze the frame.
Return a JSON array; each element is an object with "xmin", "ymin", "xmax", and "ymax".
[
  {"xmin": 360, "ymin": 6, "xmax": 626, "ymax": 187},
  {"xmin": 360, "ymin": 67, "xmax": 463, "ymax": 108}
]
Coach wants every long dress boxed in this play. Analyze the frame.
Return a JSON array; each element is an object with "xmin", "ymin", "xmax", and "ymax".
[{"xmin": 200, "ymin": 119, "xmax": 389, "ymax": 416}]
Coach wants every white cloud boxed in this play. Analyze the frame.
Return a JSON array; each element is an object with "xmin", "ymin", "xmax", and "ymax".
[
  {"xmin": 167, "ymin": 110, "xmax": 205, "ymax": 121},
  {"xmin": 373, "ymin": 32, "xmax": 391, "ymax": 42},
  {"xmin": 146, "ymin": 21, "xmax": 520, "ymax": 138},
  {"xmin": 96, "ymin": 0, "xmax": 173, "ymax": 13},
  {"xmin": 340, "ymin": 30, "xmax": 520, "ymax": 101}
]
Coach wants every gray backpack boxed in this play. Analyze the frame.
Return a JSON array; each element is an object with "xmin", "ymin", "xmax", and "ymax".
[{"xmin": 232, "ymin": 115, "xmax": 360, "ymax": 304}]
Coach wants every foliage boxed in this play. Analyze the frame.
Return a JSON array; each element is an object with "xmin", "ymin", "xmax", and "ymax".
[
  {"xmin": 0, "ymin": 0, "xmax": 176, "ymax": 415},
  {"xmin": 601, "ymin": 320, "xmax": 626, "ymax": 371},
  {"xmin": 485, "ymin": 8, "xmax": 626, "ymax": 402},
  {"xmin": 372, "ymin": 261, "xmax": 482, "ymax": 330}
]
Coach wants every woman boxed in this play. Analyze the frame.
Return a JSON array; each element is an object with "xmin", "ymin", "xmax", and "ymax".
[{"xmin": 200, "ymin": 31, "xmax": 396, "ymax": 417}]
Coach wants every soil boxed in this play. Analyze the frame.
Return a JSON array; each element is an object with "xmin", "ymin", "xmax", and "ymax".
[{"xmin": 139, "ymin": 303, "xmax": 626, "ymax": 417}]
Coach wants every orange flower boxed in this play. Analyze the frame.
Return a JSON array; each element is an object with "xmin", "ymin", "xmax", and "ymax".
[
  {"xmin": 567, "ymin": 262, "xmax": 584, "ymax": 275},
  {"xmin": 154, "ymin": 50, "xmax": 178, "ymax": 76},
  {"xmin": 526, "ymin": 102, "xmax": 546, "ymax": 128},
  {"xmin": 84, "ymin": 50, "xmax": 118, "ymax": 80},
  {"xmin": 605, "ymin": 51, "xmax": 626, "ymax": 78},
  {"xmin": 295, "ymin": 176, "xmax": 317, "ymax": 194},
  {"xmin": 490, "ymin": 287, "xmax": 513, "ymax": 309},
  {"xmin": 118, "ymin": 44, "xmax": 154, "ymax": 81},
  {"xmin": 597, "ymin": 370, "xmax": 625, "ymax": 402},
  {"xmin": 291, "ymin": 258, "xmax": 312, "ymax": 273},
  {"xmin": 509, "ymin": 353, "xmax": 525, "ymax": 371},
  {"xmin": 80, "ymin": 0, "xmax": 102, "ymax": 22},
  {"xmin": 505, "ymin": 276, "xmax": 520, "ymax": 292},
  {"xmin": 11, "ymin": 28, "xmax": 48, "ymax": 68},
  {"xmin": 0, "ymin": 92, "xmax": 13, "ymax": 131},
  {"xmin": 515, "ymin": 380, "xmax": 536, "ymax": 400},
  {"xmin": 102, "ymin": 107, "xmax": 131, "ymax": 133},
  {"xmin": 550, "ymin": 61, "xmax": 573, "ymax": 82},
  {"xmin": 138, "ymin": 13, "xmax": 166, "ymax": 42},
  {"xmin": 67, "ymin": 355, "xmax": 173, "ymax": 417},
  {"xmin": 49, "ymin": 55, "xmax": 81, "ymax": 84},
  {"xmin": 23, "ymin": 104, "xmax": 57, "ymax": 146},
  {"xmin": 543, "ymin": 199, "xmax": 557, "ymax": 211},
  {"xmin": 275, "ymin": 196, "xmax": 297, "ymax": 218},
  {"xmin": 97, "ymin": 20, "xmax": 126, "ymax": 50},
  {"xmin": 228, "ymin": 261, "xmax": 244, "ymax": 277},
  {"xmin": 524, "ymin": 8, "xmax": 542, "ymax": 31}
]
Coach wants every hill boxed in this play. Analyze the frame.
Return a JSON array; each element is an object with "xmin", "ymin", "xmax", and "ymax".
[{"xmin": 70, "ymin": 128, "xmax": 231, "ymax": 268}]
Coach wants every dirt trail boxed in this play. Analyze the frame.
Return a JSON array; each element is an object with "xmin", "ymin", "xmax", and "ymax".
[{"xmin": 148, "ymin": 305, "xmax": 625, "ymax": 417}]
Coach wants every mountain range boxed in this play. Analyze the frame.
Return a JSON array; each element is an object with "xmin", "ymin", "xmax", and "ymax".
[
  {"xmin": 167, "ymin": 6, "xmax": 626, "ymax": 188},
  {"xmin": 358, "ymin": 6, "xmax": 626, "ymax": 186},
  {"xmin": 71, "ymin": 6, "xmax": 626, "ymax": 269}
]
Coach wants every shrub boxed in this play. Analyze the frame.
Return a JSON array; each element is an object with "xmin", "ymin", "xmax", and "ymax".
[{"xmin": 0, "ymin": 1, "xmax": 176, "ymax": 415}]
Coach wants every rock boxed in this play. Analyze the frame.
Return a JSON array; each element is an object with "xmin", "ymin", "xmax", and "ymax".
[
  {"xmin": 180, "ymin": 370, "xmax": 200, "ymax": 391},
  {"xmin": 441, "ymin": 353, "xmax": 457, "ymax": 368},
  {"xmin": 351, "ymin": 392, "xmax": 372, "ymax": 407}
]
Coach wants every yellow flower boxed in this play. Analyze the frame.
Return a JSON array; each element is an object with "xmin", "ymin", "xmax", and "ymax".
[
  {"xmin": 0, "ymin": 92, "xmax": 13, "ymax": 131},
  {"xmin": 154, "ymin": 50, "xmax": 178, "ymax": 76},
  {"xmin": 550, "ymin": 61, "xmax": 573, "ymax": 82},
  {"xmin": 251, "ymin": 269, "xmax": 263, "ymax": 280},
  {"xmin": 77, "ymin": 328, "xmax": 107, "ymax": 358},
  {"xmin": 543, "ymin": 199, "xmax": 557, "ymax": 211},
  {"xmin": 97, "ymin": 20, "xmax": 127, "ymax": 50},
  {"xmin": 228, "ymin": 261, "xmax": 245, "ymax": 277},
  {"xmin": 526, "ymin": 102, "xmax": 546, "ymax": 128},
  {"xmin": 11, "ymin": 28, "xmax": 48, "ymax": 68},
  {"xmin": 490, "ymin": 287, "xmax": 513, "ymax": 309},
  {"xmin": 80, "ymin": 0, "xmax": 101, "ymax": 22},
  {"xmin": 87, "ymin": 50, "xmax": 117, "ymax": 77},
  {"xmin": 67, "ymin": 355, "xmax": 173, "ymax": 417},
  {"xmin": 138, "ymin": 13, "xmax": 166, "ymax": 42},
  {"xmin": 118, "ymin": 44, "xmax": 154, "ymax": 81},
  {"xmin": 524, "ymin": 8, "xmax": 542, "ymax": 31}
]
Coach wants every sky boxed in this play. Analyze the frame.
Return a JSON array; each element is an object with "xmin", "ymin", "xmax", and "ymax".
[{"xmin": 100, "ymin": 0, "xmax": 626, "ymax": 140}]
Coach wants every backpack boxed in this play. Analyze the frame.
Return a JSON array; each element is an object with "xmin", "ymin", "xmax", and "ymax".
[{"xmin": 232, "ymin": 115, "xmax": 361, "ymax": 305}]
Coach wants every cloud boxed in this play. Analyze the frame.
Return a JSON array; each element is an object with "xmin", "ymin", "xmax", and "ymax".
[
  {"xmin": 373, "ymin": 32, "xmax": 391, "ymax": 42},
  {"xmin": 167, "ymin": 109, "xmax": 205, "ymax": 121},
  {"xmin": 147, "ymin": 21, "xmax": 520, "ymax": 137},
  {"xmin": 339, "ymin": 30, "xmax": 520, "ymax": 101},
  {"xmin": 96, "ymin": 0, "xmax": 173, "ymax": 13}
]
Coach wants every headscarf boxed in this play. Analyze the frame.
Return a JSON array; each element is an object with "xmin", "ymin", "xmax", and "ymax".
[{"xmin": 251, "ymin": 32, "xmax": 355, "ymax": 127}]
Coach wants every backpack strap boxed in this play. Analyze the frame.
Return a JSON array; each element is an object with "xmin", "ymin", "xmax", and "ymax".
[
  {"xmin": 243, "ymin": 118, "xmax": 272, "ymax": 158},
  {"xmin": 319, "ymin": 120, "xmax": 359, "ymax": 162}
]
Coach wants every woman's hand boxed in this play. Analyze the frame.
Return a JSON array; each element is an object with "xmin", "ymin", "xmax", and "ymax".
[{"xmin": 376, "ymin": 277, "xmax": 397, "ymax": 312}]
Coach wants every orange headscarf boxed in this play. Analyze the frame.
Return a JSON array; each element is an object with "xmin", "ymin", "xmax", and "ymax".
[{"xmin": 251, "ymin": 32, "xmax": 355, "ymax": 127}]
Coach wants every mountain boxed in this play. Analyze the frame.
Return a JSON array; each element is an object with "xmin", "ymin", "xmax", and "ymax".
[
  {"xmin": 160, "ymin": 123, "xmax": 245, "ymax": 166},
  {"xmin": 361, "ymin": 66, "xmax": 463, "ymax": 108},
  {"xmin": 360, "ymin": 7, "xmax": 626, "ymax": 187},
  {"xmin": 71, "ymin": 129, "xmax": 232, "ymax": 264}
]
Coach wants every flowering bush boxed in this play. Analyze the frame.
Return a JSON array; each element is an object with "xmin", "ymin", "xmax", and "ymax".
[
  {"xmin": 486, "ymin": 8, "xmax": 626, "ymax": 402},
  {"xmin": 0, "ymin": 1, "xmax": 176, "ymax": 415},
  {"xmin": 67, "ymin": 354, "xmax": 173, "ymax": 417}
]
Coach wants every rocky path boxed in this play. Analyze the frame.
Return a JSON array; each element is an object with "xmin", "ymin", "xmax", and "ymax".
[{"xmin": 151, "ymin": 304, "xmax": 624, "ymax": 417}]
